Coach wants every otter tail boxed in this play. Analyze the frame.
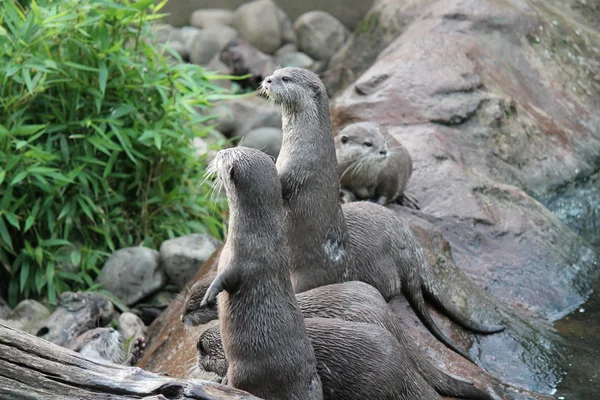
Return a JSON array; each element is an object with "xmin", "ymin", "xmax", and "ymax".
[
  {"xmin": 422, "ymin": 281, "xmax": 505, "ymax": 334},
  {"xmin": 390, "ymin": 320, "xmax": 494, "ymax": 400},
  {"xmin": 403, "ymin": 279, "xmax": 476, "ymax": 364}
]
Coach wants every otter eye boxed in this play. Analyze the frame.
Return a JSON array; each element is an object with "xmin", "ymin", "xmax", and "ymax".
[
  {"xmin": 92, "ymin": 334, "xmax": 100, "ymax": 340},
  {"xmin": 269, "ymin": 155, "xmax": 276, "ymax": 163},
  {"xmin": 363, "ymin": 142, "xmax": 373, "ymax": 147},
  {"xmin": 282, "ymin": 76, "xmax": 291, "ymax": 82},
  {"xmin": 340, "ymin": 135, "xmax": 349, "ymax": 144}
]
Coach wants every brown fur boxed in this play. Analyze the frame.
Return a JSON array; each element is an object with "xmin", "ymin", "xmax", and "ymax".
[
  {"xmin": 262, "ymin": 67, "xmax": 504, "ymax": 363},
  {"xmin": 185, "ymin": 281, "xmax": 493, "ymax": 400},
  {"xmin": 335, "ymin": 122, "xmax": 412, "ymax": 206},
  {"xmin": 200, "ymin": 147, "xmax": 322, "ymax": 400}
]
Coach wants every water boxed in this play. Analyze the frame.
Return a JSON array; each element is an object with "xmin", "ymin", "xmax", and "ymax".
[{"xmin": 554, "ymin": 244, "xmax": 600, "ymax": 400}]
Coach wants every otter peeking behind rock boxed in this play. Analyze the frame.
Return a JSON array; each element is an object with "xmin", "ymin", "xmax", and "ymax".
[
  {"xmin": 262, "ymin": 67, "xmax": 504, "ymax": 363},
  {"xmin": 334, "ymin": 122, "xmax": 419, "ymax": 209},
  {"xmin": 184, "ymin": 280, "xmax": 493, "ymax": 400},
  {"xmin": 66, "ymin": 327, "xmax": 146, "ymax": 366},
  {"xmin": 199, "ymin": 147, "xmax": 322, "ymax": 400}
]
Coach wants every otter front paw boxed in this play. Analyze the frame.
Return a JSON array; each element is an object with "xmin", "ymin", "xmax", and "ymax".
[
  {"xmin": 200, "ymin": 288, "xmax": 218, "ymax": 309},
  {"xmin": 128, "ymin": 336, "xmax": 146, "ymax": 366}
]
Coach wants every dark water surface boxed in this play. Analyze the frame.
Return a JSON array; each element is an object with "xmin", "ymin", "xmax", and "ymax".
[{"xmin": 554, "ymin": 244, "xmax": 600, "ymax": 400}]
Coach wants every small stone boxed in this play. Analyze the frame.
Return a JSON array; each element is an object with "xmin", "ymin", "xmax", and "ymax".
[
  {"xmin": 190, "ymin": 9, "xmax": 234, "ymax": 29},
  {"xmin": 190, "ymin": 25, "xmax": 238, "ymax": 66},
  {"xmin": 118, "ymin": 312, "xmax": 147, "ymax": 341},
  {"xmin": 2, "ymin": 299, "xmax": 50, "ymax": 334},
  {"xmin": 275, "ymin": 43, "xmax": 298, "ymax": 57},
  {"xmin": 294, "ymin": 11, "xmax": 349, "ymax": 61},
  {"xmin": 160, "ymin": 234, "xmax": 221, "ymax": 290},
  {"xmin": 96, "ymin": 247, "xmax": 166, "ymax": 307},
  {"xmin": 239, "ymin": 127, "xmax": 283, "ymax": 160},
  {"xmin": 233, "ymin": 0, "xmax": 282, "ymax": 54},
  {"xmin": 275, "ymin": 51, "xmax": 314, "ymax": 69}
]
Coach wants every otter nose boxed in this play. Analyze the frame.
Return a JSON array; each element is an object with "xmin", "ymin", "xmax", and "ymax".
[
  {"xmin": 180, "ymin": 315, "xmax": 184, "ymax": 322},
  {"xmin": 265, "ymin": 77, "xmax": 272, "ymax": 84},
  {"xmin": 379, "ymin": 150, "xmax": 387, "ymax": 156}
]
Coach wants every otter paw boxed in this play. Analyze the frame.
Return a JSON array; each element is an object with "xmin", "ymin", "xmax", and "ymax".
[{"xmin": 129, "ymin": 336, "xmax": 147, "ymax": 366}]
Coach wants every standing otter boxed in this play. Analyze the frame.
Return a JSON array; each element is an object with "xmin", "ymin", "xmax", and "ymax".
[
  {"xmin": 184, "ymin": 280, "xmax": 493, "ymax": 400},
  {"xmin": 335, "ymin": 122, "xmax": 418, "ymax": 208},
  {"xmin": 199, "ymin": 147, "xmax": 322, "ymax": 400},
  {"xmin": 262, "ymin": 67, "xmax": 504, "ymax": 363},
  {"xmin": 195, "ymin": 319, "xmax": 451, "ymax": 400},
  {"xmin": 66, "ymin": 327, "xmax": 146, "ymax": 366}
]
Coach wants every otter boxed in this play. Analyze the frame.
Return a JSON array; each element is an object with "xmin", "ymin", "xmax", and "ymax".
[
  {"xmin": 199, "ymin": 147, "xmax": 322, "ymax": 400},
  {"xmin": 196, "ymin": 319, "xmax": 457, "ymax": 400},
  {"xmin": 184, "ymin": 280, "xmax": 493, "ymax": 400},
  {"xmin": 261, "ymin": 67, "xmax": 504, "ymax": 363},
  {"xmin": 66, "ymin": 327, "xmax": 146, "ymax": 366},
  {"xmin": 335, "ymin": 122, "xmax": 418, "ymax": 208}
]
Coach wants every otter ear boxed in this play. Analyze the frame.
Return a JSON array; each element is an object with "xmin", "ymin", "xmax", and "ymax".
[{"xmin": 340, "ymin": 135, "xmax": 349, "ymax": 144}]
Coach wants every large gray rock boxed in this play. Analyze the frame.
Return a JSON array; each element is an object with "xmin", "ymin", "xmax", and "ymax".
[
  {"xmin": 0, "ymin": 297, "xmax": 9, "ymax": 319},
  {"xmin": 160, "ymin": 0, "xmax": 375, "ymax": 31},
  {"xmin": 159, "ymin": 234, "xmax": 221, "ymax": 290},
  {"xmin": 274, "ymin": 43, "xmax": 298, "ymax": 56},
  {"xmin": 277, "ymin": 7, "xmax": 296, "ymax": 44},
  {"xmin": 189, "ymin": 25, "xmax": 237, "ymax": 65},
  {"xmin": 275, "ymin": 51, "xmax": 314, "ymax": 69},
  {"xmin": 211, "ymin": 95, "xmax": 281, "ymax": 140},
  {"xmin": 294, "ymin": 11, "xmax": 349, "ymax": 61},
  {"xmin": 0, "ymin": 300, "xmax": 50, "ymax": 335},
  {"xmin": 238, "ymin": 127, "xmax": 283, "ymax": 159},
  {"xmin": 190, "ymin": 9, "xmax": 234, "ymax": 29},
  {"xmin": 179, "ymin": 25, "xmax": 201, "ymax": 57},
  {"xmin": 219, "ymin": 38, "xmax": 278, "ymax": 89},
  {"xmin": 232, "ymin": 0, "xmax": 281, "ymax": 54},
  {"xmin": 96, "ymin": 247, "xmax": 165, "ymax": 307},
  {"xmin": 151, "ymin": 24, "xmax": 182, "ymax": 44},
  {"xmin": 118, "ymin": 312, "xmax": 147, "ymax": 341}
]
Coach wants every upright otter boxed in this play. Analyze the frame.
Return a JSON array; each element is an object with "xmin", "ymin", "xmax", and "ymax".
[
  {"xmin": 335, "ymin": 122, "xmax": 417, "ymax": 207},
  {"xmin": 184, "ymin": 280, "xmax": 493, "ymax": 400},
  {"xmin": 262, "ymin": 67, "xmax": 504, "ymax": 362},
  {"xmin": 199, "ymin": 147, "xmax": 322, "ymax": 400},
  {"xmin": 67, "ymin": 327, "xmax": 146, "ymax": 366}
]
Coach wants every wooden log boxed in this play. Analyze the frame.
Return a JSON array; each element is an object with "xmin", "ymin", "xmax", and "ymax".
[{"xmin": 0, "ymin": 324, "xmax": 260, "ymax": 400}]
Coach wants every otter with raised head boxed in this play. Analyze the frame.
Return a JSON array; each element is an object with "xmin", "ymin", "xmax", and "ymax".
[
  {"xmin": 199, "ymin": 147, "xmax": 322, "ymax": 400},
  {"xmin": 67, "ymin": 327, "xmax": 146, "ymax": 366},
  {"xmin": 184, "ymin": 280, "xmax": 493, "ymax": 400},
  {"xmin": 262, "ymin": 67, "xmax": 504, "ymax": 363},
  {"xmin": 335, "ymin": 122, "xmax": 418, "ymax": 208}
]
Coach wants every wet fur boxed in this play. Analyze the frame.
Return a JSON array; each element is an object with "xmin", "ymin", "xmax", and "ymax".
[
  {"xmin": 262, "ymin": 67, "xmax": 504, "ymax": 363},
  {"xmin": 200, "ymin": 147, "xmax": 322, "ymax": 400},
  {"xmin": 67, "ymin": 328, "xmax": 125, "ymax": 364},
  {"xmin": 185, "ymin": 280, "xmax": 493, "ymax": 400}
]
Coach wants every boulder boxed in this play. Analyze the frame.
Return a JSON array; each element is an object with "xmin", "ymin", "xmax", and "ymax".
[
  {"xmin": 160, "ymin": 234, "xmax": 222, "ymax": 290},
  {"xmin": 96, "ymin": 247, "xmax": 166, "ymax": 307},
  {"xmin": 150, "ymin": 23, "xmax": 182, "ymax": 44},
  {"xmin": 189, "ymin": 25, "xmax": 238, "ymax": 66},
  {"xmin": 204, "ymin": 54, "xmax": 233, "ymax": 90},
  {"xmin": 232, "ymin": 0, "xmax": 281, "ymax": 54},
  {"xmin": 210, "ymin": 95, "xmax": 281, "ymax": 140},
  {"xmin": 0, "ymin": 300, "xmax": 50, "ymax": 335},
  {"xmin": 275, "ymin": 51, "xmax": 314, "ymax": 69},
  {"xmin": 118, "ymin": 312, "xmax": 147, "ymax": 342},
  {"xmin": 179, "ymin": 25, "xmax": 201, "ymax": 57},
  {"xmin": 238, "ymin": 127, "xmax": 283, "ymax": 159},
  {"xmin": 0, "ymin": 297, "xmax": 8, "ymax": 319},
  {"xmin": 294, "ymin": 11, "xmax": 349, "ymax": 61},
  {"xmin": 277, "ymin": 7, "xmax": 296, "ymax": 44},
  {"xmin": 219, "ymin": 38, "xmax": 278, "ymax": 89},
  {"xmin": 190, "ymin": 9, "xmax": 234, "ymax": 29},
  {"xmin": 193, "ymin": 129, "xmax": 229, "ymax": 163},
  {"xmin": 274, "ymin": 43, "xmax": 298, "ymax": 56}
]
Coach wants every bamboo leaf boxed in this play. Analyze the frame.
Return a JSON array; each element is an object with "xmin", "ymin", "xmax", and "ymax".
[
  {"xmin": 0, "ymin": 218, "xmax": 13, "ymax": 251},
  {"xmin": 99, "ymin": 59, "xmax": 108, "ymax": 96}
]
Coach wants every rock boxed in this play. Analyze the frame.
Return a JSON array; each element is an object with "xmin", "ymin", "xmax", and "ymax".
[
  {"xmin": 151, "ymin": 23, "xmax": 181, "ymax": 44},
  {"xmin": 160, "ymin": 0, "xmax": 374, "ymax": 32},
  {"xmin": 275, "ymin": 51, "xmax": 314, "ymax": 69},
  {"xmin": 180, "ymin": 25, "xmax": 201, "ymax": 56},
  {"xmin": 160, "ymin": 234, "xmax": 222, "ymax": 290},
  {"xmin": 96, "ymin": 247, "xmax": 166, "ymax": 307},
  {"xmin": 232, "ymin": 0, "xmax": 282, "ymax": 54},
  {"xmin": 37, "ymin": 292, "xmax": 114, "ymax": 346},
  {"xmin": 238, "ymin": 127, "xmax": 283, "ymax": 159},
  {"xmin": 329, "ymin": 0, "xmax": 600, "ymax": 394},
  {"xmin": 190, "ymin": 9, "xmax": 234, "ymax": 29},
  {"xmin": 277, "ymin": 7, "xmax": 296, "ymax": 44},
  {"xmin": 166, "ymin": 40, "xmax": 188, "ymax": 60},
  {"xmin": 118, "ymin": 312, "xmax": 147, "ymax": 341},
  {"xmin": 189, "ymin": 25, "xmax": 238, "ymax": 66},
  {"xmin": 204, "ymin": 54, "xmax": 233, "ymax": 90},
  {"xmin": 294, "ymin": 11, "xmax": 349, "ymax": 61},
  {"xmin": 1, "ymin": 300, "xmax": 50, "ymax": 335},
  {"xmin": 219, "ymin": 38, "xmax": 278, "ymax": 89},
  {"xmin": 0, "ymin": 297, "xmax": 9, "ymax": 319},
  {"xmin": 211, "ymin": 95, "xmax": 281, "ymax": 140},
  {"xmin": 274, "ymin": 43, "xmax": 298, "ymax": 56},
  {"xmin": 193, "ymin": 130, "xmax": 229, "ymax": 162}
]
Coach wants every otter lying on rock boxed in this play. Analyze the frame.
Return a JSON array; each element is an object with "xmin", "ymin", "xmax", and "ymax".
[
  {"xmin": 261, "ymin": 67, "xmax": 504, "ymax": 363},
  {"xmin": 66, "ymin": 327, "xmax": 146, "ymax": 366}
]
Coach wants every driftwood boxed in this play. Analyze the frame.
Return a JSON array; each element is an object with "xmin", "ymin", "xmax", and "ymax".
[{"xmin": 0, "ymin": 324, "xmax": 260, "ymax": 400}]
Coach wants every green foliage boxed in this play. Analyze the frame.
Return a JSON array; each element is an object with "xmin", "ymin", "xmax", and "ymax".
[{"xmin": 0, "ymin": 0, "xmax": 230, "ymax": 307}]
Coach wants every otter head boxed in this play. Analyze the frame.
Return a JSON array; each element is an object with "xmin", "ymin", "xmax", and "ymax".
[
  {"xmin": 261, "ymin": 67, "xmax": 327, "ymax": 113},
  {"xmin": 335, "ymin": 122, "xmax": 390, "ymax": 173},
  {"xmin": 207, "ymin": 147, "xmax": 281, "ymax": 214},
  {"xmin": 181, "ymin": 277, "xmax": 219, "ymax": 327},
  {"xmin": 197, "ymin": 325, "xmax": 228, "ymax": 377},
  {"xmin": 68, "ymin": 327, "xmax": 124, "ymax": 364}
]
